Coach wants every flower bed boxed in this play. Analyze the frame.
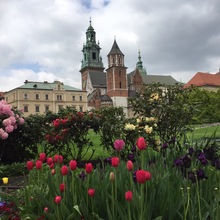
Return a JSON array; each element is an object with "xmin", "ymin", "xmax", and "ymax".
[{"xmin": 1, "ymin": 137, "xmax": 220, "ymax": 220}]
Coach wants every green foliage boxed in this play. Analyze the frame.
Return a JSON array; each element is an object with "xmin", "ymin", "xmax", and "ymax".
[
  {"xmin": 0, "ymin": 162, "xmax": 26, "ymax": 178},
  {"xmin": 130, "ymin": 83, "xmax": 196, "ymax": 146},
  {"xmin": 188, "ymin": 87, "xmax": 220, "ymax": 124}
]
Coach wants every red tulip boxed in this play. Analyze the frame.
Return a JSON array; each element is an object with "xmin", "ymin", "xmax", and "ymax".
[
  {"xmin": 47, "ymin": 157, "xmax": 53, "ymax": 165},
  {"xmin": 44, "ymin": 207, "xmax": 49, "ymax": 213},
  {"xmin": 54, "ymin": 155, "xmax": 63, "ymax": 164},
  {"xmin": 49, "ymin": 163, "xmax": 54, "ymax": 169},
  {"xmin": 111, "ymin": 157, "xmax": 120, "ymax": 167},
  {"xmin": 36, "ymin": 160, "xmax": 43, "ymax": 170},
  {"xmin": 60, "ymin": 183, "xmax": 65, "ymax": 192},
  {"xmin": 125, "ymin": 191, "xmax": 133, "ymax": 201},
  {"xmin": 136, "ymin": 169, "xmax": 151, "ymax": 184},
  {"xmin": 54, "ymin": 196, "xmax": 62, "ymax": 204},
  {"xmin": 114, "ymin": 139, "xmax": 125, "ymax": 151},
  {"xmin": 126, "ymin": 160, "xmax": 133, "ymax": 171},
  {"xmin": 136, "ymin": 137, "xmax": 147, "ymax": 150},
  {"xmin": 145, "ymin": 171, "xmax": 151, "ymax": 180},
  {"xmin": 88, "ymin": 188, "xmax": 95, "ymax": 197},
  {"xmin": 51, "ymin": 169, "xmax": 56, "ymax": 175},
  {"xmin": 61, "ymin": 165, "xmax": 68, "ymax": 176},
  {"xmin": 26, "ymin": 161, "xmax": 34, "ymax": 171},
  {"xmin": 69, "ymin": 160, "xmax": 77, "ymax": 171},
  {"xmin": 85, "ymin": 163, "xmax": 93, "ymax": 174},
  {"xmin": 39, "ymin": 153, "xmax": 46, "ymax": 162}
]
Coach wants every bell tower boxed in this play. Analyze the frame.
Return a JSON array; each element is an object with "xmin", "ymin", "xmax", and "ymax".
[
  {"xmin": 106, "ymin": 38, "xmax": 128, "ymax": 114},
  {"xmin": 80, "ymin": 18, "xmax": 104, "ymax": 91}
]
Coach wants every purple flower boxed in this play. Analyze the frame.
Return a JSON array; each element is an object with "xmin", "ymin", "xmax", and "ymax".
[
  {"xmin": 162, "ymin": 142, "xmax": 168, "ymax": 149},
  {"xmin": 203, "ymin": 146, "xmax": 216, "ymax": 160},
  {"xmin": 131, "ymin": 145, "xmax": 137, "ymax": 153},
  {"xmin": 174, "ymin": 158, "xmax": 183, "ymax": 167},
  {"xmin": 188, "ymin": 147, "xmax": 194, "ymax": 156},
  {"xmin": 132, "ymin": 170, "xmax": 137, "ymax": 183},
  {"xmin": 188, "ymin": 171, "xmax": 196, "ymax": 183},
  {"xmin": 198, "ymin": 153, "xmax": 208, "ymax": 165},
  {"xmin": 181, "ymin": 155, "xmax": 191, "ymax": 168},
  {"xmin": 78, "ymin": 171, "xmax": 86, "ymax": 181},
  {"xmin": 196, "ymin": 169, "xmax": 207, "ymax": 180},
  {"xmin": 127, "ymin": 153, "xmax": 135, "ymax": 162}
]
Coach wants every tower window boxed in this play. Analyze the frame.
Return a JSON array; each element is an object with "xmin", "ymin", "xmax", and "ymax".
[
  {"xmin": 92, "ymin": 52, "xmax": 96, "ymax": 60},
  {"xmin": 119, "ymin": 82, "xmax": 122, "ymax": 88},
  {"xmin": 36, "ymin": 94, "xmax": 39, "ymax": 100}
]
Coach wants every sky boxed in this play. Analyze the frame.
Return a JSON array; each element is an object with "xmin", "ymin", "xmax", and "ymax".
[{"xmin": 1, "ymin": 0, "xmax": 220, "ymax": 92}]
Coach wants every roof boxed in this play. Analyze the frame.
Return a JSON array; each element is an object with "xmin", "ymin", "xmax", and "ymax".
[
  {"xmin": 17, "ymin": 81, "xmax": 82, "ymax": 91},
  {"xmin": 184, "ymin": 72, "xmax": 220, "ymax": 88},
  {"xmin": 108, "ymin": 39, "xmax": 124, "ymax": 56},
  {"xmin": 89, "ymin": 71, "xmax": 106, "ymax": 88},
  {"xmin": 141, "ymin": 75, "xmax": 180, "ymax": 85}
]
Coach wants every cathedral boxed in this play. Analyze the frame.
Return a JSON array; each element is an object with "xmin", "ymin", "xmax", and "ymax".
[{"xmin": 80, "ymin": 20, "xmax": 179, "ymax": 117}]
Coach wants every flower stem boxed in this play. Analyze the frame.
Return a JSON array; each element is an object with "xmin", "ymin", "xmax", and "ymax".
[
  {"xmin": 196, "ymin": 175, "xmax": 202, "ymax": 220},
  {"xmin": 140, "ymin": 184, "xmax": 144, "ymax": 220}
]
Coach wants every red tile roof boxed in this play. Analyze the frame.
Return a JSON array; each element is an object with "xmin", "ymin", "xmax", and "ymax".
[{"xmin": 184, "ymin": 72, "xmax": 220, "ymax": 88}]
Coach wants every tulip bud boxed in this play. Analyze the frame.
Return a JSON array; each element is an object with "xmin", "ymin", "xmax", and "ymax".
[{"xmin": 109, "ymin": 172, "xmax": 115, "ymax": 182}]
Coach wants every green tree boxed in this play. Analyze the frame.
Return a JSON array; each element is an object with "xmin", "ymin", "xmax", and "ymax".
[{"xmin": 130, "ymin": 83, "xmax": 196, "ymax": 148}]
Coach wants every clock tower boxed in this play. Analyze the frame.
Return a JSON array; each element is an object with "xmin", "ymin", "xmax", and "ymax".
[{"xmin": 80, "ymin": 19, "xmax": 105, "ymax": 91}]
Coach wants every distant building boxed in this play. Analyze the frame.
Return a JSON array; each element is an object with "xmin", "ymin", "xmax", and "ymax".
[
  {"xmin": 0, "ymin": 92, "xmax": 4, "ymax": 100},
  {"xmin": 80, "ymin": 20, "xmax": 180, "ymax": 117},
  {"xmin": 4, "ymin": 80, "xmax": 87, "ymax": 117},
  {"xmin": 184, "ymin": 70, "xmax": 220, "ymax": 91}
]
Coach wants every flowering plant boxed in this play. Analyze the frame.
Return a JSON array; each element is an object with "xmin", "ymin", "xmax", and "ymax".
[{"xmin": 0, "ymin": 100, "xmax": 24, "ymax": 140}]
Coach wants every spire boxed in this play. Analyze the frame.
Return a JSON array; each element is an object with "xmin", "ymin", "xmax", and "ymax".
[
  {"xmin": 108, "ymin": 38, "xmax": 124, "ymax": 56},
  {"xmin": 136, "ymin": 49, "xmax": 147, "ymax": 74}
]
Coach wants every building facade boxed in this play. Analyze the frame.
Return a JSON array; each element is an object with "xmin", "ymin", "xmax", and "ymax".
[
  {"xmin": 4, "ymin": 80, "xmax": 87, "ymax": 117},
  {"xmin": 80, "ymin": 20, "xmax": 180, "ymax": 116}
]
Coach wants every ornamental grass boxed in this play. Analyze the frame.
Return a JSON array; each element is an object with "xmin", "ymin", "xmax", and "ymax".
[{"xmin": 1, "ymin": 137, "xmax": 220, "ymax": 220}]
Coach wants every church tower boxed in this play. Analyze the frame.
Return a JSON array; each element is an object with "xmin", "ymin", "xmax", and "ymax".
[
  {"xmin": 106, "ymin": 39, "xmax": 128, "ymax": 114},
  {"xmin": 80, "ymin": 19, "xmax": 104, "ymax": 91}
]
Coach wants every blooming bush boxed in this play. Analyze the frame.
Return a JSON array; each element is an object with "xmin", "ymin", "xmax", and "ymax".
[{"xmin": 0, "ymin": 100, "xmax": 24, "ymax": 140}]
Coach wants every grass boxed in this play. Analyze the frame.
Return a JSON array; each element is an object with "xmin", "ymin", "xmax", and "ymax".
[{"xmin": 189, "ymin": 124, "xmax": 220, "ymax": 140}]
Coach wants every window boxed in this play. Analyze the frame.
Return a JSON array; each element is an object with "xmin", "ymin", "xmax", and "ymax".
[
  {"xmin": 79, "ymin": 106, "xmax": 83, "ymax": 112},
  {"xmin": 45, "ymin": 94, "xmax": 49, "ymax": 100},
  {"xmin": 24, "ymin": 105, "xmax": 28, "ymax": 112},
  {"xmin": 36, "ymin": 94, "xmax": 39, "ymax": 100},
  {"xmin": 45, "ymin": 105, "xmax": 49, "ymax": 112},
  {"xmin": 119, "ymin": 71, "xmax": 121, "ymax": 77},
  {"xmin": 92, "ymin": 52, "xmax": 96, "ymax": 60},
  {"xmin": 119, "ymin": 82, "xmax": 122, "ymax": 88},
  {"xmin": 24, "ymin": 93, "xmax": 28, "ymax": 99},
  {"xmin": 35, "ymin": 105, "xmax": 40, "ymax": 112},
  {"xmin": 79, "ymin": 96, "xmax": 83, "ymax": 101},
  {"xmin": 72, "ymin": 96, "xmax": 75, "ymax": 101},
  {"xmin": 57, "ymin": 95, "xmax": 62, "ymax": 100}
]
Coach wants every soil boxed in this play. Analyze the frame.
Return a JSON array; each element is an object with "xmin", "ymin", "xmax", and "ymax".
[{"xmin": 0, "ymin": 176, "xmax": 28, "ymax": 188}]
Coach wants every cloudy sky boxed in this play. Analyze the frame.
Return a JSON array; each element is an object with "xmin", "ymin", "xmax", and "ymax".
[{"xmin": 1, "ymin": 0, "xmax": 220, "ymax": 92}]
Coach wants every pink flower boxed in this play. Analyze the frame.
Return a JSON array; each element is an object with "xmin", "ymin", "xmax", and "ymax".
[
  {"xmin": 59, "ymin": 183, "xmax": 65, "ymax": 192},
  {"xmin": 111, "ymin": 157, "xmax": 120, "ymax": 167},
  {"xmin": 114, "ymin": 139, "xmax": 125, "ymax": 151},
  {"xmin": 145, "ymin": 171, "xmax": 151, "ymax": 181},
  {"xmin": 125, "ymin": 191, "xmax": 133, "ymax": 201},
  {"xmin": 44, "ymin": 207, "xmax": 49, "ymax": 213},
  {"xmin": 26, "ymin": 161, "xmax": 34, "ymax": 171},
  {"xmin": 54, "ymin": 155, "xmax": 63, "ymax": 164},
  {"xmin": 53, "ymin": 119, "xmax": 60, "ymax": 127},
  {"xmin": 39, "ymin": 153, "xmax": 46, "ymax": 162},
  {"xmin": 61, "ymin": 165, "xmax": 68, "ymax": 176},
  {"xmin": 54, "ymin": 196, "xmax": 62, "ymax": 204},
  {"xmin": 47, "ymin": 157, "xmax": 53, "ymax": 165},
  {"xmin": 49, "ymin": 163, "xmax": 55, "ymax": 169},
  {"xmin": 51, "ymin": 169, "xmax": 56, "ymax": 175},
  {"xmin": 126, "ymin": 160, "xmax": 133, "ymax": 171},
  {"xmin": 136, "ymin": 137, "xmax": 147, "ymax": 150},
  {"xmin": 69, "ymin": 160, "xmax": 77, "ymax": 171},
  {"xmin": 136, "ymin": 170, "xmax": 151, "ymax": 184},
  {"xmin": 85, "ymin": 163, "xmax": 93, "ymax": 174},
  {"xmin": 88, "ymin": 188, "xmax": 95, "ymax": 197},
  {"xmin": 36, "ymin": 160, "xmax": 43, "ymax": 170}
]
